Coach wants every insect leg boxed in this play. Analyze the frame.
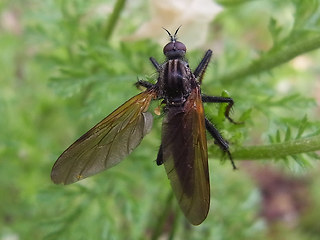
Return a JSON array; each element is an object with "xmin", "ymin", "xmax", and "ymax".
[
  {"xmin": 193, "ymin": 50, "xmax": 212, "ymax": 84},
  {"xmin": 202, "ymin": 95, "xmax": 240, "ymax": 124},
  {"xmin": 150, "ymin": 57, "xmax": 161, "ymax": 71},
  {"xmin": 135, "ymin": 57, "xmax": 160, "ymax": 90},
  {"xmin": 205, "ymin": 117, "xmax": 237, "ymax": 170},
  {"xmin": 135, "ymin": 79, "xmax": 155, "ymax": 89},
  {"xmin": 156, "ymin": 144, "xmax": 163, "ymax": 166}
]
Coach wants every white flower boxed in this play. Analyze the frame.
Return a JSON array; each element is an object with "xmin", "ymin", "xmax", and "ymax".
[{"xmin": 126, "ymin": 0, "xmax": 223, "ymax": 49}]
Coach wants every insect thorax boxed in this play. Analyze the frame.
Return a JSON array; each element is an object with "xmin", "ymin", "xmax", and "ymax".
[{"xmin": 159, "ymin": 59, "xmax": 195, "ymax": 106}]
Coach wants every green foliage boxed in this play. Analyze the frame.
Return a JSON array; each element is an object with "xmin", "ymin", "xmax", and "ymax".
[{"xmin": 1, "ymin": 0, "xmax": 320, "ymax": 239}]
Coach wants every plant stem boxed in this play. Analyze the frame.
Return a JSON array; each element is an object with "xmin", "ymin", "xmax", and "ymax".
[
  {"xmin": 232, "ymin": 135, "xmax": 320, "ymax": 160},
  {"xmin": 216, "ymin": 34, "xmax": 320, "ymax": 83},
  {"xmin": 104, "ymin": 0, "xmax": 126, "ymax": 40}
]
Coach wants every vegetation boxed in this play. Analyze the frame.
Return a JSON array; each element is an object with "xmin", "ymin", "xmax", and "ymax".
[{"xmin": 1, "ymin": 0, "xmax": 320, "ymax": 239}]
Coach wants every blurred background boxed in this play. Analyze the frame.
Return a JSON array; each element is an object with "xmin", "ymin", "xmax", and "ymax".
[{"xmin": 1, "ymin": 0, "xmax": 320, "ymax": 239}]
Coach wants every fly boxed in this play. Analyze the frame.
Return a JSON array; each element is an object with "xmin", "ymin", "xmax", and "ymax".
[{"xmin": 51, "ymin": 27, "xmax": 239, "ymax": 225}]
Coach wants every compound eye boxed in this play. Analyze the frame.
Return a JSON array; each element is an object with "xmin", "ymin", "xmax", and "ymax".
[
  {"xmin": 163, "ymin": 42, "xmax": 174, "ymax": 55},
  {"xmin": 174, "ymin": 41, "xmax": 186, "ymax": 52},
  {"xmin": 163, "ymin": 41, "xmax": 187, "ymax": 58}
]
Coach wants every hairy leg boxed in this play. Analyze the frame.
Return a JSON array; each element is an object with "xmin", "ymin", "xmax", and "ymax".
[
  {"xmin": 202, "ymin": 95, "xmax": 240, "ymax": 124},
  {"xmin": 193, "ymin": 50, "xmax": 212, "ymax": 84},
  {"xmin": 205, "ymin": 117, "xmax": 237, "ymax": 169}
]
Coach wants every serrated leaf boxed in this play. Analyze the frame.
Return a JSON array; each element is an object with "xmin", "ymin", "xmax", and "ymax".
[
  {"xmin": 236, "ymin": 108, "xmax": 252, "ymax": 124},
  {"xmin": 284, "ymin": 127, "xmax": 292, "ymax": 141},
  {"xmin": 216, "ymin": 90, "xmax": 231, "ymax": 123},
  {"xmin": 296, "ymin": 115, "xmax": 308, "ymax": 139},
  {"xmin": 293, "ymin": 0, "xmax": 320, "ymax": 31},
  {"xmin": 269, "ymin": 17, "xmax": 283, "ymax": 44},
  {"xmin": 292, "ymin": 154, "xmax": 311, "ymax": 168},
  {"xmin": 268, "ymin": 134, "xmax": 275, "ymax": 144},
  {"xmin": 276, "ymin": 130, "xmax": 281, "ymax": 142},
  {"xmin": 307, "ymin": 151, "xmax": 320, "ymax": 160}
]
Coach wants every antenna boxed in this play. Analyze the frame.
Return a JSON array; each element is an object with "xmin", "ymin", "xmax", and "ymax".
[
  {"xmin": 162, "ymin": 26, "xmax": 182, "ymax": 42},
  {"xmin": 162, "ymin": 27, "xmax": 174, "ymax": 42},
  {"xmin": 173, "ymin": 25, "xmax": 182, "ymax": 39}
]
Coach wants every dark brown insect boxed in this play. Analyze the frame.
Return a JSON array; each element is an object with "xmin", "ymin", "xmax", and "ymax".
[{"xmin": 51, "ymin": 27, "xmax": 238, "ymax": 225}]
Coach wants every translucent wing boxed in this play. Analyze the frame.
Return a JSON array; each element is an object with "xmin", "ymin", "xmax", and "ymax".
[
  {"xmin": 161, "ymin": 87, "xmax": 209, "ymax": 225},
  {"xmin": 51, "ymin": 90, "xmax": 156, "ymax": 185}
]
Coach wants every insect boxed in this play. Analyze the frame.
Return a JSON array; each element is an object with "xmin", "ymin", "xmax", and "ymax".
[{"xmin": 51, "ymin": 27, "xmax": 239, "ymax": 225}]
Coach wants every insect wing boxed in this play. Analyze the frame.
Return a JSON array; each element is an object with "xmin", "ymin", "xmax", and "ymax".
[
  {"xmin": 161, "ymin": 87, "xmax": 210, "ymax": 225},
  {"xmin": 51, "ymin": 90, "xmax": 156, "ymax": 185}
]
